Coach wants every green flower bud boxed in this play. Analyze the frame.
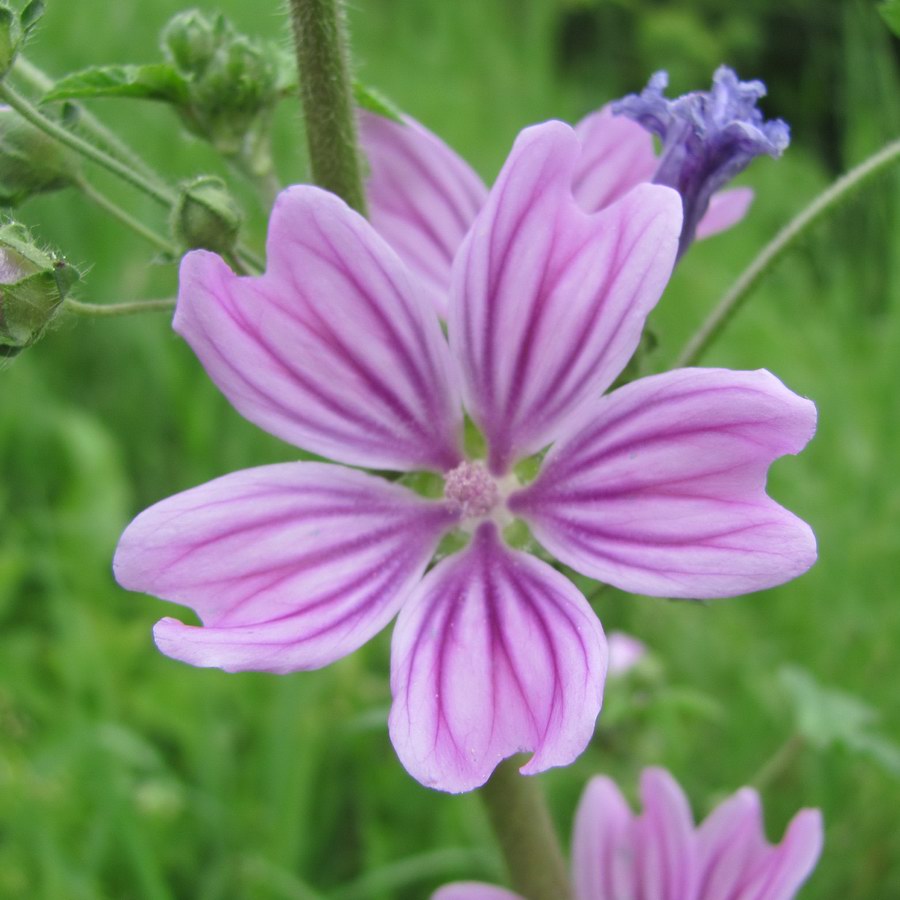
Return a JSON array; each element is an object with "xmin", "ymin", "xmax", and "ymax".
[
  {"xmin": 171, "ymin": 176, "xmax": 242, "ymax": 255},
  {"xmin": 161, "ymin": 9, "xmax": 224, "ymax": 78},
  {"xmin": 0, "ymin": 221, "xmax": 78, "ymax": 356},
  {"xmin": 0, "ymin": 105, "xmax": 79, "ymax": 206}
]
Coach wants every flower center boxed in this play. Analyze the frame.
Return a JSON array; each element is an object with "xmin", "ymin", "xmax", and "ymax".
[{"xmin": 443, "ymin": 460, "xmax": 500, "ymax": 520}]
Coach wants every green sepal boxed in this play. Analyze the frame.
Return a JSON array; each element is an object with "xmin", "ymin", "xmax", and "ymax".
[
  {"xmin": 353, "ymin": 82, "xmax": 404, "ymax": 124},
  {"xmin": 0, "ymin": 220, "xmax": 79, "ymax": 356}
]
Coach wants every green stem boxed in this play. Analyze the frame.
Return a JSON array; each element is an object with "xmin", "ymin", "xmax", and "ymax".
[
  {"xmin": 478, "ymin": 757, "xmax": 571, "ymax": 900},
  {"xmin": 674, "ymin": 136, "xmax": 900, "ymax": 368},
  {"xmin": 64, "ymin": 297, "xmax": 175, "ymax": 318},
  {"xmin": 750, "ymin": 734, "xmax": 806, "ymax": 792},
  {"xmin": 0, "ymin": 81, "xmax": 177, "ymax": 208},
  {"xmin": 76, "ymin": 177, "xmax": 177, "ymax": 256},
  {"xmin": 288, "ymin": 0, "xmax": 367, "ymax": 213},
  {"xmin": 13, "ymin": 56, "xmax": 164, "ymax": 185}
]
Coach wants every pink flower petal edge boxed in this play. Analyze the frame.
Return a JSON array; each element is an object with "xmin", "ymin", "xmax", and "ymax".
[
  {"xmin": 695, "ymin": 187, "xmax": 755, "ymax": 241},
  {"xmin": 175, "ymin": 186, "xmax": 463, "ymax": 472},
  {"xmin": 114, "ymin": 463, "xmax": 457, "ymax": 673},
  {"xmin": 450, "ymin": 120, "xmax": 682, "ymax": 474},
  {"xmin": 437, "ymin": 767, "xmax": 823, "ymax": 899},
  {"xmin": 389, "ymin": 522, "xmax": 607, "ymax": 794},
  {"xmin": 510, "ymin": 368, "xmax": 817, "ymax": 599},
  {"xmin": 359, "ymin": 110, "xmax": 488, "ymax": 318}
]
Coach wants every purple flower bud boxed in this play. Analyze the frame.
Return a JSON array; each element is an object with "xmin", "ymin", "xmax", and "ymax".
[{"xmin": 613, "ymin": 66, "xmax": 790, "ymax": 257}]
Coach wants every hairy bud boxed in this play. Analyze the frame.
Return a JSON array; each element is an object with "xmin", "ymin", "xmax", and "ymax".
[
  {"xmin": 171, "ymin": 175, "xmax": 242, "ymax": 255},
  {"xmin": 0, "ymin": 221, "xmax": 79, "ymax": 356}
]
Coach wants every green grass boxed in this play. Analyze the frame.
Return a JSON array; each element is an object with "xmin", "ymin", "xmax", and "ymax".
[{"xmin": 1, "ymin": 0, "xmax": 899, "ymax": 897}]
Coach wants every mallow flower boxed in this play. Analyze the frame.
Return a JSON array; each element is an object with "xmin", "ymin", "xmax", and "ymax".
[
  {"xmin": 359, "ymin": 67, "xmax": 767, "ymax": 319},
  {"xmin": 114, "ymin": 120, "xmax": 816, "ymax": 793},
  {"xmin": 435, "ymin": 767, "xmax": 824, "ymax": 900},
  {"xmin": 614, "ymin": 66, "xmax": 790, "ymax": 258}
]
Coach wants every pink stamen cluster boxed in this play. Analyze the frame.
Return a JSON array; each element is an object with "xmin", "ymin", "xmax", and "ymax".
[{"xmin": 443, "ymin": 460, "xmax": 500, "ymax": 519}]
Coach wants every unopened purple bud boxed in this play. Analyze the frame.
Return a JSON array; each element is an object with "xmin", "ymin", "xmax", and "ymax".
[{"xmin": 613, "ymin": 66, "xmax": 790, "ymax": 256}]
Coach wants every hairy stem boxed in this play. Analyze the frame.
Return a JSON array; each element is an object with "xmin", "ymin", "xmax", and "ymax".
[
  {"xmin": 13, "ymin": 56, "xmax": 166, "ymax": 185},
  {"xmin": 288, "ymin": 0, "xmax": 367, "ymax": 213},
  {"xmin": 64, "ymin": 297, "xmax": 175, "ymax": 318},
  {"xmin": 0, "ymin": 81, "xmax": 177, "ymax": 208},
  {"xmin": 675, "ymin": 136, "xmax": 900, "ymax": 367},
  {"xmin": 478, "ymin": 757, "xmax": 571, "ymax": 900},
  {"xmin": 76, "ymin": 178, "xmax": 177, "ymax": 256}
]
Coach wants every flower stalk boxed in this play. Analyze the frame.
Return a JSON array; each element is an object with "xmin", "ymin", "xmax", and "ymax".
[
  {"xmin": 287, "ymin": 0, "xmax": 367, "ymax": 214},
  {"xmin": 478, "ymin": 758, "xmax": 571, "ymax": 900},
  {"xmin": 675, "ymin": 135, "xmax": 900, "ymax": 367},
  {"xmin": 64, "ymin": 297, "xmax": 175, "ymax": 317}
]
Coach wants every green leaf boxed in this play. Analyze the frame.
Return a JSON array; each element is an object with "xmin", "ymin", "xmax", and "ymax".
[
  {"xmin": 780, "ymin": 665, "xmax": 900, "ymax": 778},
  {"xmin": 43, "ymin": 64, "xmax": 190, "ymax": 105},
  {"xmin": 880, "ymin": 0, "xmax": 900, "ymax": 36},
  {"xmin": 353, "ymin": 82, "xmax": 404, "ymax": 124}
]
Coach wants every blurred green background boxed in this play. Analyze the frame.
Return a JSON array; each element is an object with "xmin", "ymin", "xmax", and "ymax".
[{"xmin": 1, "ymin": 0, "xmax": 899, "ymax": 897}]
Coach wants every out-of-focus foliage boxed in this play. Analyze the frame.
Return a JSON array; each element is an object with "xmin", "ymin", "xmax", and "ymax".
[{"xmin": 0, "ymin": 0, "xmax": 898, "ymax": 898}]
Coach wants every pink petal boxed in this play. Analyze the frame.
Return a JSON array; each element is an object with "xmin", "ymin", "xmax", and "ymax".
[
  {"xmin": 176, "ymin": 186, "xmax": 463, "ymax": 472},
  {"xmin": 572, "ymin": 104, "xmax": 659, "ymax": 214},
  {"xmin": 696, "ymin": 788, "xmax": 771, "ymax": 900},
  {"xmin": 389, "ymin": 522, "xmax": 607, "ymax": 793},
  {"xmin": 730, "ymin": 809, "xmax": 823, "ymax": 900},
  {"xmin": 432, "ymin": 885, "xmax": 523, "ymax": 900},
  {"xmin": 450, "ymin": 120, "xmax": 682, "ymax": 474},
  {"xmin": 635, "ymin": 768, "xmax": 699, "ymax": 900},
  {"xmin": 572, "ymin": 776, "xmax": 638, "ymax": 900},
  {"xmin": 360, "ymin": 111, "xmax": 488, "ymax": 319},
  {"xmin": 114, "ymin": 463, "xmax": 457, "ymax": 673},
  {"xmin": 510, "ymin": 368, "xmax": 817, "ymax": 599},
  {"xmin": 607, "ymin": 630, "xmax": 648, "ymax": 677},
  {"xmin": 695, "ymin": 188, "xmax": 755, "ymax": 241}
]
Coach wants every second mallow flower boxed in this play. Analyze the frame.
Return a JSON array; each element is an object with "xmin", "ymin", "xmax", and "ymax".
[
  {"xmin": 114, "ymin": 121, "xmax": 816, "ymax": 793},
  {"xmin": 435, "ymin": 767, "xmax": 824, "ymax": 899}
]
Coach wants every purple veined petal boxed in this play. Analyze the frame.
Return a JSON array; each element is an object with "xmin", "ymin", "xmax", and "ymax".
[
  {"xmin": 696, "ymin": 788, "xmax": 772, "ymax": 900},
  {"xmin": 572, "ymin": 104, "xmax": 659, "ymax": 214},
  {"xmin": 450, "ymin": 120, "xmax": 682, "ymax": 475},
  {"xmin": 360, "ymin": 110, "xmax": 489, "ymax": 319},
  {"xmin": 114, "ymin": 462, "xmax": 458, "ymax": 673},
  {"xmin": 432, "ymin": 885, "xmax": 524, "ymax": 900},
  {"xmin": 510, "ymin": 368, "xmax": 817, "ymax": 599},
  {"xmin": 695, "ymin": 187, "xmax": 755, "ymax": 241},
  {"xmin": 729, "ymin": 809, "xmax": 823, "ymax": 900},
  {"xmin": 572, "ymin": 776, "xmax": 639, "ymax": 900},
  {"xmin": 635, "ymin": 768, "xmax": 700, "ymax": 900},
  {"xmin": 176, "ymin": 186, "xmax": 463, "ymax": 473},
  {"xmin": 389, "ymin": 521, "xmax": 607, "ymax": 793}
]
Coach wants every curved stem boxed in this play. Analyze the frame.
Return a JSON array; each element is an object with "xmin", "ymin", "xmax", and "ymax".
[
  {"xmin": 288, "ymin": 0, "xmax": 367, "ymax": 214},
  {"xmin": 76, "ymin": 178, "xmax": 177, "ymax": 256},
  {"xmin": 0, "ymin": 81, "xmax": 177, "ymax": 208},
  {"xmin": 64, "ymin": 297, "xmax": 175, "ymax": 317},
  {"xmin": 13, "ymin": 56, "xmax": 164, "ymax": 185},
  {"xmin": 750, "ymin": 734, "xmax": 806, "ymax": 792},
  {"xmin": 478, "ymin": 757, "xmax": 571, "ymax": 900},
  {"xmin": 674, "ymin": 137, "xmax": 900, "ymax": 368}
]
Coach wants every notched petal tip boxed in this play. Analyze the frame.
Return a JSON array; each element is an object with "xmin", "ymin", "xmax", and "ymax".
[{"xmin": 389, "ymin": 524, "xmax": 606, "ymax": 793}]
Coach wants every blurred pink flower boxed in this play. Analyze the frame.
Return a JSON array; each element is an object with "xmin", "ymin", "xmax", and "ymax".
[
  {"xmin": 115, "ymin": 121, "xmax": 816, "ymax": 793},
  {"xmin": 360, "ymin": 104, "xmax": 752, "ymax": 318},
  {"xmin": 434, "ymin": 768, "xmax": 823, "ymax": 900},
  {"xmin": 606, "ymin": 631, "xmax": 648, "ymax": 677}
]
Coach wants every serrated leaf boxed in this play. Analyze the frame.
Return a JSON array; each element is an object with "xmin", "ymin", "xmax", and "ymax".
[
  {"xmin": 780, "ymin": 665, "xmax": 900, "ymax": 779},
  {"xmin": 43, "ymin": 64, "xmax": 190, "ymax": 105},
  {"xmin": 353, "ymin": 82, "xmax": 404, "ymax": 124},
  {"xmin": 880, "ymin": 0, "xmax": 900, "ymax": 36},
  {"xmin": 20, "ymin": 0, "xmax": 44, "ymax": 33}
]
